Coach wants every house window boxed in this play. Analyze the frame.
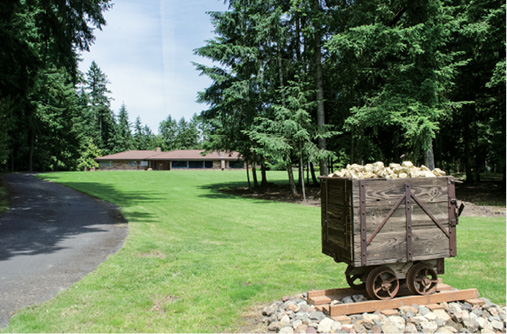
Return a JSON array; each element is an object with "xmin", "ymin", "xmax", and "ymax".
[
  {"xmin": 99, "ymin": 161, "xmax": 112, "ymax": 168},
  {"xmin": 140, "ymin": 161, "xmax": 148, "ymax": 167},
  {"xmin": 188, "ymin": 161, "xmax": 204, "ymax": 169},
  {"xmin": 128, "ymin": 161, "xmax": 137, "ymax": 167},
  {"xmin": 172, "ymin": 161, "xmax": 188, "ymax": 168},
  {"xmin": 204, "ymin": 161, "xmax": 213, "ymax": 168},
  {"xmin": 229, "ymin": 160, "xmax": 244, "ymax": 168}
]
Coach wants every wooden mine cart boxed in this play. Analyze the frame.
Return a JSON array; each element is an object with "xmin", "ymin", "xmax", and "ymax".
[{"xmin": 320, "ymin": 176, "xmax": 464, "ymax": 300}]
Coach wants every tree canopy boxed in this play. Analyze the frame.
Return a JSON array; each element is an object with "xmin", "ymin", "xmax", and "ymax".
[
  {"xmin": 1, "ymin": 0, "xmax": 504, "ymax": 187},
  {"xmin": 196, "ymin": 0, "xmax": 505, "ymax": 187}
]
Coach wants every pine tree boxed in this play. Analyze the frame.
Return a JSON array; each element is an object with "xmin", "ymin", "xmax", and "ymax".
[{"xmin": 84, "ymin": 61, "xmax": 115, "ymax": 153}]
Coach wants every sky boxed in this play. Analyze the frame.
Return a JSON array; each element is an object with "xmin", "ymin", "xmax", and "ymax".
[{"xmin": 78, "ymin": 0, "xmax": 229, "ymax": 134}]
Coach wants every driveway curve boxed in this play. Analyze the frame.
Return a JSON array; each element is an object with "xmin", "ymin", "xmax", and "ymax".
[{"xmin": 0, "ymin": 173, "xmax": 128, "ymax": 328}]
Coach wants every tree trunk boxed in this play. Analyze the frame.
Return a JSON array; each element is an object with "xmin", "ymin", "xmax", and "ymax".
[
  {"xmin": 252, "ymin": 153, "xmax": 259, "ymax": 187},
  {"xmin": 425, "ymin": 141, "xmax": 435, "ymax": 170},
  {"xmin": 313, "ymin": 0, "xmax": 327, "ymax": 176},
  {"xmin": 310, "ymin": 162, "xmax": 319, "ymax": 185},
  {"xmin": 287, "ymin": 159, "xmax": 298, "ymax": 197},
  {"xmin": 246, "ymin": 160, "xmax": 251, "ymax": 190},
  {"xmin": 299, "ymin": 148, "xmax": 306, "ymax": 201},
  {"xmin": 261, "ymin": 161, "xmax": 268, "ymax": 186},
  {"xmin": 463, "ymin": 106, "xmax": 475, "ymax": 183}
]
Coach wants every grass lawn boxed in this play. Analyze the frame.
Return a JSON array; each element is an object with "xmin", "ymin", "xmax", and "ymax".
[{"xmin": 3, "ymin": 171, "xmax": 506, "ymax": 333}]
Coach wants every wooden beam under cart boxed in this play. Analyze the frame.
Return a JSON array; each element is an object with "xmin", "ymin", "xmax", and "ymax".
[{"xmin": 311, "ymin": 289, "xmax": 479, "ymax": 318}]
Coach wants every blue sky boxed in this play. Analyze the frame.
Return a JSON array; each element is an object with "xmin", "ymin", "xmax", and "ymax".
[{"xmin": 79, "ymin": 0, "xmax": 229, "ymax": 134}]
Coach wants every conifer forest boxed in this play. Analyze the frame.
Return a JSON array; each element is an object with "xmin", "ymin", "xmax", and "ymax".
[{"xmin": 1, "ymin": 0, "xmax": 505, "ymax": 186}]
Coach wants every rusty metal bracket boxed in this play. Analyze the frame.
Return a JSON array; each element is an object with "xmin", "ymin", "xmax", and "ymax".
[
  {"xmin": 447, "ymin": 177, "xmax": 458, "ymax": 257},
  {"xmin": 359, "ymin": 181, "xmax": 367, "ymax": 266}
]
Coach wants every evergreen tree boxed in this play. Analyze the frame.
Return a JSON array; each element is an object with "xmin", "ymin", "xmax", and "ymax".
[
  {"xmin": 159, "ymin": 115, "xmax": 178, "ymax": 151},
  {"xmin": 116, "ymin": 103, "xmax": 134, "ymax": 151},
  {"xmin": 327, "ymin": 0, "xmax": 459, "ymax": 165},
  {"xmin": 84, "ymin": 61, "xmax": 115, "ymax": 153},
  {"xmin": 77, "ymin": 138, "xmax": 102, "ymax": 170}
]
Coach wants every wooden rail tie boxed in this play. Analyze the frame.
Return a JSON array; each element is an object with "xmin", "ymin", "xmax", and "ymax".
[{"xmin": 307, "ymin": 280, "xmax": 481, "ymax": 318}]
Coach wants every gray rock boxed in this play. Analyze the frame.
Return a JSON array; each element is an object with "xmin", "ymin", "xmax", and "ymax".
[
  {"xmin": 404, "ymin": 323, "xmax": 418, "ymax": 334},
  {"xmin": 381, "ymin": 324, "xmax": 403, "ymax": 334},
  {"xmin": 488, "ymin": 307, "xmax": 499, "ymax": 317},
  {"xmin": 424, "ymin": 311, "xmax": 438, "ymax": 321},
  {"xmin": 499, "ymin": 308, "xmax": 506, "ymax": 322},
  {"xmin": 420, "ymin": 321, "xmax": 438, "ymax": 333},
  {"xmin": 368, "ymin": 325, "xmax": 382, "ymax": 334},
  {"xmin": 488, "ymin": 315, "xmax": 501, "ymax": 323},
  {"xmin": 341, "ymin": 296, "xmax": 354, "ymax": 304},
  {"xmin": 419, "ymin": 306, "xmax": 431, "ymax": 316},
  {"xmin": 295, "ymin": 324, "xmax": 308, "ymax": 333},
  {"xmin": 267, "ymin": 321, "xmax": 281, "ymax": 332},
  {"xmin": 388, "ymin": 315, "xmax": 406, "ymax": 332},
  {"xmin": 434, "ymin": 309, "xmax": 451, "ymax": 323},
  {"xmin": 317, "ymin": 318, "xmax": 335, "ymax": 333},
  {"xmin": 437, "ymin": 325, "xmax": 458, "ymax": 333},
  {"xmin": 448, "ymin": 303, "xmax": 463, "ymax": 315},
  {"xmin": 294, "ymin": 312, "xmax": 309, "ymax": 324},
  {"xmin": 306, "ymin": 326, "xmax": 317, "ymax": 333},
  {"xmin": 281, "ymin": 314, "xmax": 292, "ymax": 327},
  {"xmin": 309, "ymin": 311, "xmax": 326, "ymax": 322},
  {"xmin": 461, "ymin": 303, "xmax": 473, "ymax": 311},
  {"xmin": 491, "ymin": 320, "xmax": 504, "ymax": 332},
  {"xmin": 264, "ymin": 304, "xmax": 278, "ymax": 316},
  {"xmin": 280, "ymin": 326, "xmax": 295, "ymax": 334},
  {"xmin": 292, "ymin": 319, "xmax": 303, "ymax": 329},
  {"xmin": 352, "ymin": 322, "xmax": 366, "ymax": 333},
  {"xmin": 330, "ymin": 321, "xmax": 342, "ymax": 332},
  {"xmin": 352, "ymin": 294, "xmax": 368, "ymax": 302}
]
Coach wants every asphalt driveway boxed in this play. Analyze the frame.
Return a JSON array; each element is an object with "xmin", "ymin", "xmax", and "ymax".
[{"xmin": 0, "ymin": 173, "xmax": 128, "ymax": 328}]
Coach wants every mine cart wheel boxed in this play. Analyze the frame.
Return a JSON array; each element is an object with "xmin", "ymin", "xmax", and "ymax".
[
  {"xmin": 365, "ymin": 266, "xmax": 400, "ymax": 300},
  {"xmin": 345, "ymin": 265, "xmax": 366, "ymax": 290},
  {"xmin": 406, "ymin": 262, "xmax": 438, "ymax": 295}
]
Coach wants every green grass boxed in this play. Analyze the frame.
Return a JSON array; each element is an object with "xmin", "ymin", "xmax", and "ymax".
[{"xmin": 3, "ymin": 171, "xmax": 506, "ymax": 333}]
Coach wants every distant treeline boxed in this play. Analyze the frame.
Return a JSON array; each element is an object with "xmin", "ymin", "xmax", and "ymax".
[
  {"xmin": 1, "ymin": 0, "xmax": 505, "ymax": 187},
  {"xmin": 0, "ymin": 0, "xmax": 205, "ymax": 172}
]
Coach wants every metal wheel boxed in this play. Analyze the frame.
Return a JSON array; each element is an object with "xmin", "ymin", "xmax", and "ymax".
[
  {"xmin": 345, "ymin": 265, "xmax": 366, "ymax": 290},
  {"xmin": 365, "ymin": 266, "xmax": 400, "ymax": 300},
  {"xmin": 406, "ymin": 262, "xmax": 438, "ymax": 295}
]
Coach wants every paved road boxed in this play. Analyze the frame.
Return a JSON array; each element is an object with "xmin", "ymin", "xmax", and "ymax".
[{"xmin": 0, "ymin": 173, "xmax": 128, "ymax": 328}]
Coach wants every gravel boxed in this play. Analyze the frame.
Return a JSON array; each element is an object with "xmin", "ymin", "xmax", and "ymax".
[{"xmin": 262, "ymin": 294, "xmax": 506, "ymax": 333}]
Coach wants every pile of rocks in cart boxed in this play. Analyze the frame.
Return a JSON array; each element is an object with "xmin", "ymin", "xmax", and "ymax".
[
  {"xmin": 262, "ymin": 294, "xmax": 506, "ymax": 334},
  {"xmin": 328, "ymin": 161, "xmax": 447, "ymax": 179}
]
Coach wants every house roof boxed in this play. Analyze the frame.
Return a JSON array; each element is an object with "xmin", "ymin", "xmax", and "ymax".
[{"xmin": 95, "ymin": 149, "xmax": 241, "ymax": 161}]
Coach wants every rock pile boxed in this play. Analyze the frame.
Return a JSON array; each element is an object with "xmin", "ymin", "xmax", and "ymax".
[
  {"xmin": 328, "ymin": 161, "xmax": 447, "ymax": 179},
  {"xmin": 262, "ymin": 294, "xmax": 506, "ymax": 334}
]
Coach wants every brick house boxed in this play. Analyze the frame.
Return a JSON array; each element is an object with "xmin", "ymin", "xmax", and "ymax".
[{"xmin": 94, "ymin": 149, "xmax": 244, "ymax": 171}]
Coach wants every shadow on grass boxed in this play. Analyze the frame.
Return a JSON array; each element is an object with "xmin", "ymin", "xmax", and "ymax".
[
  {"xmin": 0, "ymin": 173, "xmax": 159, "ymax": 261},
  {"xmin": 198, "ymin": 181, "xmax": 253, "ymax": 200}
]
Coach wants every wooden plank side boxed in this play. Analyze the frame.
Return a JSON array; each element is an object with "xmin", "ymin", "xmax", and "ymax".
[
  {"xmin": 351, "ymin": 178, "xmax": 450, "ymax": 208},
  {"xmin": 350, "ymin": 177, "xmax": 451, "ymax": 266},
  {"xmin": 322, "ymin": 178, "xmax": 354, "ymax": 263}
]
